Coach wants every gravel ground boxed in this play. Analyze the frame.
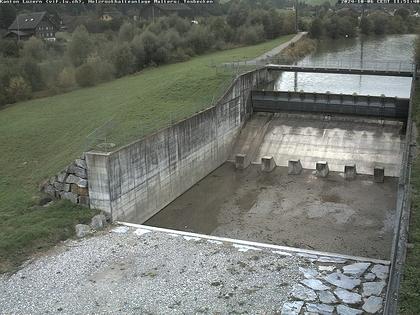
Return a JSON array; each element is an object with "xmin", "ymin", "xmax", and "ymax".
[{"xmin": 0, "ymin": 225, "xmax": 390, "ymax": 315}]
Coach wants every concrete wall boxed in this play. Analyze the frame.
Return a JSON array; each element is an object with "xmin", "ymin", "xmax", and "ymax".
[{"xmin": 86, "ymin": 68, "xmax": 273, "ymax": 222}]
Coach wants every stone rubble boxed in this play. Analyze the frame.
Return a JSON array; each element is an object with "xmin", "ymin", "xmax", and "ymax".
[
  {"xmin": 282, "ymin": 252, "xmax": 389, "ymax": 315},
  {"xmin": 336, "ymin": 304, "xmax": 363, "ymax": 315},
  {"xmin": 281, "ymin": 301, "xmax": 304, "ymax": 315},
  {"xmin": 75, "ymin": 224, "xmax": 91, "ymax": 238},
  {"xmin": 362, "ymin": 281, "xmax": 386, "ymax": 297},
  {"xmin": 301, "ymin": 279, "xmax": 330, "ymax": 291},
  {"xmin": 324, "ymin": 272, "xmax": 361, "ymax": 290},
  {"xmin": 362, "ymin": 296, "xmax": 384, "ymax": 313},
  {"xmin": 291, "ymin": 284, "xmax": 317, "ymax": 301},
  {"xmin": 41, "ymin": 155, "xmax": 90, "ymax": 207},
  {"xmin": 371, "ymin": 264, "xmax": 389, "ymax": 280},
  {"xmin": 343, "ymin": 262, "xmax": 371, "ymax": 276},
  {"xmin": 334, "ymin": 288, "xmax": 362, "ymax": 304},
  {"xmin": 318, "ymin": 291, "xmax": 338, "ymax": 304}
]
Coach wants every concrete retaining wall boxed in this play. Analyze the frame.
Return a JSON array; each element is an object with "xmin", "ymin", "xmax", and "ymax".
[{"xmin": 86, "ymin": 68, "xmax": 273, "ymax": 222}]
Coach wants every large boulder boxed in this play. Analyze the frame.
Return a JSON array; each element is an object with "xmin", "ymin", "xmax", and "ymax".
[
  {"xmin": 66, "ymin": 174, "xmax": 88, "ymax": 188},
  {"xmin": 90, "ymin": 214, "xmax": 107, "ymax": 230}
]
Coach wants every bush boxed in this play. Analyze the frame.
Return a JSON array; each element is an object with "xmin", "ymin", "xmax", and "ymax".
[
  {"xmin": 75, "ymin": 63, "xmax": 97, "ymax": 87},
  {"xmin": 131, "ymin": 35, "xmax": 147, "ymax": 70},
  {"xmin": 67, "ymin": 25, "xmax": 93, "ymax": 66},
  {"xmin": 119, "ymin": 22, "xmax": 135, "ymax": 42},
  {"xmin": 111, "ymin": 43, "xmax": 135, "ymax": 77},
  {"xmin": 6, "ymin": 76, "xmax": 31, "ymax": 102},
  {"xmin": 309, "ymin": 18, "xmax": 323, "ymax": 39},
  {"xmin": 237, "ymin": 24, "xmax": 264, "ymax": 45},
  {"xmin": 87, "ymin": 55, "xmax": 115, "ymax": 82},
  {"xmin": 57, "ymin": 67, "xmax": 76, "ymax": 89},
  {"xmin": 20, "ymin": 57, "xmax": 43, "ymax": 92},
  {"xmin": 0, "ymin": 39, "xmax": 19, "ymax": 57},
  {"xmin": 186, "ymin": 25, "xmax": 214, "ymax": 55},
  {"xmin": 22, "ymin": 37, "xmax": 45, "ymax": 61}
]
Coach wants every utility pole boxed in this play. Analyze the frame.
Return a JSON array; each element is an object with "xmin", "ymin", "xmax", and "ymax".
[{"xmin": 295, "ymin": 0, "xmax": 299, "ymax": 33}]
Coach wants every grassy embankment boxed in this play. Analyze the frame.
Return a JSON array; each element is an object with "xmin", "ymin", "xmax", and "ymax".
[
  {"xmin": 0, "ymin": 34, "xmax": 294, "ymax": 273},
  {"xmin": 399, "ymin": 81, "xmax": 420, "ymax": 314}
]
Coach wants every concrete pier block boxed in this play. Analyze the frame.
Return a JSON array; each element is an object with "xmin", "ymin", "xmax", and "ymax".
[
  {"xmin": 261, "ymin": 156, "xmax": 276, "ymax": 172},
  {"xmin": 316, "ymin": 161, "xmax": 329, "ymax": 178},
  {"xmin": 374, "ymin": 167, "xmax": 384, "ymax": 183},
  {"xmin": 235, "ymin": 154, "xmax": 249, "ymax": 170},
  {"xmin": 288, "ymin": 159, "xmax": 303, "ymax": 175},
  {"xmin": 344, "ymin": 164, "xmax": 357, "ymax": 180}
]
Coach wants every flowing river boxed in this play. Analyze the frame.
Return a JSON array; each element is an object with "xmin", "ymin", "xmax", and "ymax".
[{"xmin": 272, "ymin": 34, "xmax": 416, "ymax": 98}]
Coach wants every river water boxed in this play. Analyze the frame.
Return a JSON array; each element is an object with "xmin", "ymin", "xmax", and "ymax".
[{"xmin": 273, "ymin": 34, "xmax": 416, "ymax": 98}]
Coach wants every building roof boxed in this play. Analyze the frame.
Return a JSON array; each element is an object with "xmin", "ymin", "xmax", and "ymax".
[
  {"xmin": 8, "ymin": 12, "xmax": 49, "ymax": 31},
  {"xmin": 153, "ymin": 3, "xmax": 191, "ymax": 11}
]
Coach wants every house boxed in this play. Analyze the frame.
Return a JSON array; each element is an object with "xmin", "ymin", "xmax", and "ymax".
[
  {"xmin": 100, "ymin": 11, "xmax": 122, "ymax": 22},
  {"xmin": 139, "ymin": 3, "xmax": 192, "ymax": 20},
  {"xmin": 5, "ymin": 11, "xmax": 58, "ymax": 41}
]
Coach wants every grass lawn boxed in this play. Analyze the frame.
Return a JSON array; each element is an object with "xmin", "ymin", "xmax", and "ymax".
[
  {"xmin": 0, "ymin": 34, "xmax": 294, "ymax": 273},
  {"xmin": 399, "ymin": 81, "xmax": 420, "ymax": 314}
]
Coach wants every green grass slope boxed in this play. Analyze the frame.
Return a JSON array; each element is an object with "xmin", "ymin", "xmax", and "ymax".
[
  {"xmin": 0, "ymin": 35, "xmax": 294, "ymax": 272},
  {"xmin": 399, "ymin": 81, "xmax": 420, "ymax": 314}
]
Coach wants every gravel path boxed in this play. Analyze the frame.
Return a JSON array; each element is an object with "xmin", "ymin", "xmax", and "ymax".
[
  {"xmin": 223, "ymin": 32, "xmax": 307, "ymax": 67},
  {"xmin": 0, "ymin": 225, "xmax": 389, "ymax": 314}
]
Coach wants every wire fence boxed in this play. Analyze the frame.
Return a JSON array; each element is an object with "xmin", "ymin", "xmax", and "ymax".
[{"xmin": 85, "ymin": 55, "xmax": 415, "ymax": 152}]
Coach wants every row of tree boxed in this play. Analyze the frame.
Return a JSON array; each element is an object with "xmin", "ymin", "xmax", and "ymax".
[
  {"xmin": 309, "ymin": 8, "xmax": 418, "ymax": 39},
  {"xmin": 0, "ymin": 7, "xmax": 298, "ymax": 107}
]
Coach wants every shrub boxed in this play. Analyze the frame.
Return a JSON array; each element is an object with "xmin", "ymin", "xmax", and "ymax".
[
  {"xmin": 22, "ymin": 37, "xmax": 45, "ymax": 61},
  {"xmin": 119, "ymin": 22, "xmax": 135, "ymax": 42},
  {"xmin": 111, "ymin": 43, "xmax": 135, "ymax": 77},
  {"xmin": 75, "ymin": 63, "xmax": 97, "ymax": 87},
  {"xmin": 131, "ymin": 35, "xmax": 147, "ymax": 70},
  {"xmin": 67, "ymin": 25, "xmax": 93, "ymax": 66},
  {"xmin": 237, "ymin": 24, "xmax": 264, "ymax": 45},
  {"xmin": 57, "ymin": 67, "xmax": 76, "ymax": 89},
  {"xmin": 20, "ymin": 57, "xmax": 43, "ymax": 91},
  {"xmin": 0, "ymin": 39, "xmax": 19, "ymax": 57},
  {"xmin": 6, "ymin": 76, "xmax": 31, "ymax": 102}
]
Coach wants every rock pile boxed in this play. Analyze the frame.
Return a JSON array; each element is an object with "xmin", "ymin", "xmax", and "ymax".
[
  {"xmin": 42, "ymin": 155, "xmax": 90, "ymax": 207},
  {"xmin": 282, "ymin": 257, "xmax": 389, "ymax": 315}
]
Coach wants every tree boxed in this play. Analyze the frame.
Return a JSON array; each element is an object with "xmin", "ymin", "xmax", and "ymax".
[
  {"xmin": 227, "ymin": 3, "xmax": 249, "ymax": 28},
  {"xmin": 309, "ymin": 18, "xmax": 323, "ymax": 39},
  {"xmin": 6, "ymin": 76, "xmax": 31, "ymax": 102},
  {"xmin": 0, "ymin": 5, "xmax": 16, "ymax": 30},
  {"xmin": 262, "ymin": 11, "xmax": 282, "ymax": 39},
  {"xmin": 67, "ymin": 25, "xmax": 93, "ymax": 66},
  {"xmin": 0, "ymin": 39, "xmax": 19, "ymax": 57},
  {"xmin": 22, "ymin": 37, "xmax": 46, "ymax": 61},
  {"xmin": 57, "ymin": 67, "xmax": 76, "ymax": 89},
  {"xmin": 360, "ymin": 17, "xmax": 372, "ymax": 35},
  {"xmin": 75, "ymin": 63, "xmax": 97, "ymax": 87},
  {"xmin": 20, "ymin": 57, "xmax": 43, "ymax": 91},
  {"xmin": 131, "ymin": 35, "xmax": 147, "ymax": 70},
  {"xmin": 118, "ymin": 22, "xmax": 135, "ymax": 42},
  {"xmin": 111, "ymin": 43, "xmax": 135, "ymax": 77},
  {"xmin": 395, "ymin": 8, "xmax": 410, "ymax": 20}
]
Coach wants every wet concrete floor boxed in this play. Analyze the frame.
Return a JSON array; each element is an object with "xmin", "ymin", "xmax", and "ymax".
[{"xmin": 144, "ymin": 164, "xmax": 397, "ymax": 260}]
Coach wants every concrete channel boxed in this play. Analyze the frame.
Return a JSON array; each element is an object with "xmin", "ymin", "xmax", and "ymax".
[{"xmin": 84, "ymin": 65, "xmax": 415, "ymax": 314}]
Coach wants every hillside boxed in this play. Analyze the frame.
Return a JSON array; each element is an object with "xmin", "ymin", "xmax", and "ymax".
[{"xmin": 0, "ymin": 34, "xmax": 294, "ymax": 272}]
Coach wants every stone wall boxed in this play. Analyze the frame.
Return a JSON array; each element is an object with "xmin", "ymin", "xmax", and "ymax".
[
  {"xmin": 41, "ymin": 155, "xmax": 90, "ymax": 207},
  {"xmin": 85, "ymin": 68, "xmax": 274, "ymax": 222}
]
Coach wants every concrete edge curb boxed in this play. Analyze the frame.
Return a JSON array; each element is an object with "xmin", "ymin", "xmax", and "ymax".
[{"xmin": 117, "ymin": 221, "xmax": 390, "ymax": 265}]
